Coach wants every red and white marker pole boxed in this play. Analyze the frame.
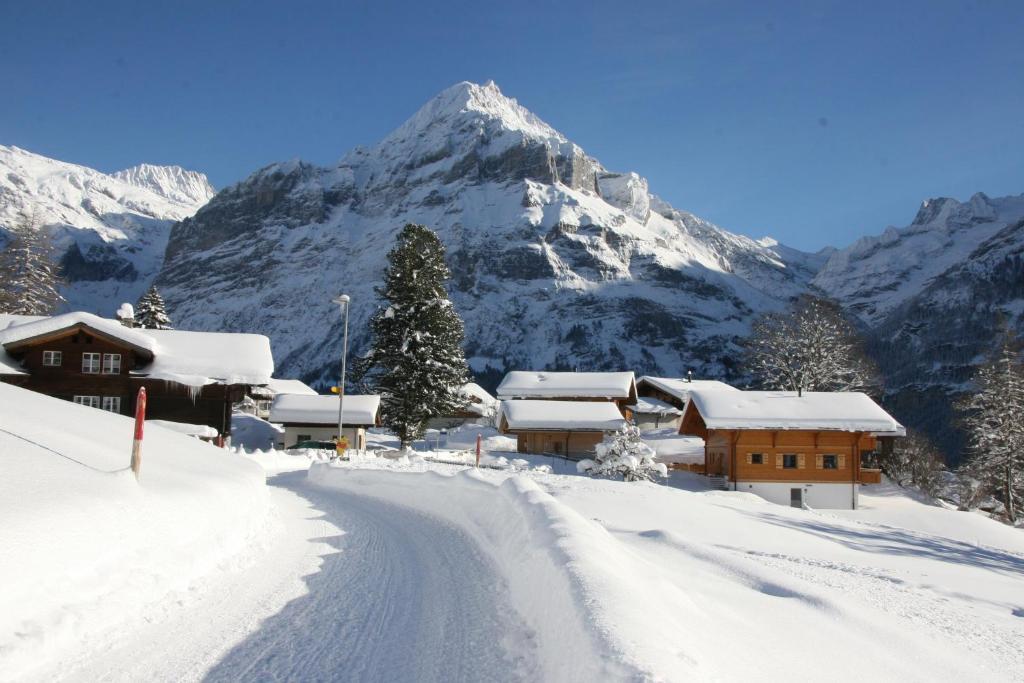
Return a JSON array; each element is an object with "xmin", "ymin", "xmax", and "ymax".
[
  {"xmin": 476, "ymin": 433, "xmax": 482, "ymax": 468},
  {"xmin": 130, "ymin": 387, "xmax": 146, "ymax": 481}
]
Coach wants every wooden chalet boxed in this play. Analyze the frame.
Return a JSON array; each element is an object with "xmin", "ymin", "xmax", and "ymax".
[
  {"xmin": 0, "ymin": 312, "xmax": 274, "ymax": 444},
  {"xmin": 495, "ymin": 371, "xmax": 636, "ymax": 457},
  {"xmin": 245, "ymin": 378, "xmax": 317, "ymax": 419},
  {"xmin": 268, "ymin": 393, "xmax": 382, "ymax": 450},
  {"xmin": 427, "ymin": 382, "xmax": 497, "ymax": 430},
  {"xmin": 679, "ymin": 389, "xmax": 904, "ymax": 509},
  {"xmin": 498, "ymin": 399, "xmax": 626, "ymax": 458},
  {"xmin": 634, "ymin": 376, "xmax": 737, "ymax": 430}
]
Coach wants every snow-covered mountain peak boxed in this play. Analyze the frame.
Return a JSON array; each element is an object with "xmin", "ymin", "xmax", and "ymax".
[
  {"xmin": 113, "ymin": 163, "xmax": 215, "ymax": 207},
  {"xmin": 0, "ymin": 144, "xmax": 214, "ymax": 312},
  {"xmin": 814, "ymin": 190, "xmax": 1024, "ymax": 324}
]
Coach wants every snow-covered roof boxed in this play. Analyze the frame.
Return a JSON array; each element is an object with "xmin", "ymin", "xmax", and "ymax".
[
  {"xmin": 685, "ymin": 390, "xmax": 906, "ymax": 435},
  {"xmin": 147, "ymin": 419, "xmax": 219, "ymax": 439},
  {"xmin": 0, "ymin": 312, "xmax": 274, "ymax": 388},
  {"xmin": 0, "ymin": 312, "xmax": 158, "ymax": 353},
  {"xmin": 630, "ymin": 396, "xmax": 683, "ymax": 416},
  {"xmin": 459, "ymin": 382, "xmax": 497, "ymax": 416},
  {"xmin": 251, "ymin": 378, "xmax": 318, "ymax": 398},
  {"xmin": 638, "ymin": 376, "xmax": 738, "ymax": 403},
  {"xmin": 499, "ymin": 400, "xmax": 626, "ymax": 431},
  {"xmin": 496, "ymin": 371, "xmax": 635, "ymax": 399},
  {"xmin": 269, "ymin": 394, "xmax": 381, "ymax": 426}
]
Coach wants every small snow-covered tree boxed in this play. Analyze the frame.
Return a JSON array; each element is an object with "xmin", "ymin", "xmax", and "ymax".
[
  {"xmin": 958, "ymin": 332, "xmax": 1024, "ymax": 524},
  {"xmin": 358, "ymin": 224, "xmax": 470, "ymax": 449},
  {"xmin": 578, "ymin": 425, "xmax": 668, "ymax": 482},
  {"xmin": 116, "ymin": 302, "xmax": 136, "ymax": 327},
  {"xmin": 0, "ymin": 210, "xmax": 65, "ymax": 315},
  {"xmin": 135, "ymin": 285, "xmax": 173, "ymax": 329},
  {"xmin": 744, "ymin": 294, "xmax": 878, "ymax": 395}
]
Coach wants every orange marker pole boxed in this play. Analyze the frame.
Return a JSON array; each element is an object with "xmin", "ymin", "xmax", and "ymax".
[{"xmin": 130, "ymin": 387, "xmax": 147, "ymax": 481}]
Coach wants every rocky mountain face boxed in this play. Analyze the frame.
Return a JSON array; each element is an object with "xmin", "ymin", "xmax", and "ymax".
[
  {"xmin": 157, "ymin": 81, "xmax": 820, "ymax": 389},
  {"xmin": 815, "ymin": 193, "xmax": 1024, "ymax": 461},
  {"xmin": 0, "ymin": 145, "xmax": 214, "ymax": 312}
]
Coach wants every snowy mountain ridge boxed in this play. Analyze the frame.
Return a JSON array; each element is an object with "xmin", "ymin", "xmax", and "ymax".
[
  {"xmin": 0, "ymin": 144, "xmax": 213, "ymax": 312},
  {"xmin": 113, "ymin": 163, "xmax": 216, "ymax": 207},
  {"xmin": 157, "ymin": 81, "xmax": 818, "ymax": 387}
]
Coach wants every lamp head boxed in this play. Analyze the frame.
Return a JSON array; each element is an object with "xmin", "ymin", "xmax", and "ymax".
[{"xmin": 333, "ymin": 294, "xmax": 351, "ymax": 306}]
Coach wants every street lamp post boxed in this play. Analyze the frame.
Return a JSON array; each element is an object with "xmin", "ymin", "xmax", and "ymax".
[{"xmin": 333, "ymin": 294, "xmax": 351, "ymax": 458}]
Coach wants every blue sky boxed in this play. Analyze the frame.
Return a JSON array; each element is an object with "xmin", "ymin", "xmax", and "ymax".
[{"xmin": 2, "ymin": 0, "xmax": 1022, "ymax": 251}]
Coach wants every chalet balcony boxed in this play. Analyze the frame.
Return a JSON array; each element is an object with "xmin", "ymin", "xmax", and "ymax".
[{"xmin": 860, "ymin": 468, "xmax": 882, "ymax": 485}]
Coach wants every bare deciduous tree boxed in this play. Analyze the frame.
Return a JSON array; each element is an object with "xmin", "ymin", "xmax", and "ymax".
[{"xmin": 744, "ymin": 294, "xmax": 878, "ymax": 395}]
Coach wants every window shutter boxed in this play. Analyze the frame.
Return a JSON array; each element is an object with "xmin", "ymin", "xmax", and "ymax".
[
  {"xmin": 798, "ymin": 454, "xmax": 806, "ymax": 469},
  {"xmin": 838, "ymin": 455, "xmax": 846, "ymax": 469},
  {"xmin": 775, "ymin": 454, "xmax": 783, "ymax": 469},
  {"xmin": 745, "ymin": 454, "xmax": 752, "ymax": 465},
  {"xmin": 815, "ymin": 454, "xmax": 823, "ymax": 469}
]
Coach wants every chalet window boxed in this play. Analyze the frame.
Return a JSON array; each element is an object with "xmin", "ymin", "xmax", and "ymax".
[
  {"xmin": 823, "ymin": 454, "xmax": 838, "ymax": 469},
  {"xmin": 783, "ymin": 454, "xmax": 798, "ymax": 469},
  {"xmin": 42, "ymin": 350, "xmax": 62, "ymax": 366},
  {"xmin": 750, "ymin": 453, "xmax": 763, "ymax": 465},
  {"xmin": 101, "ymin": 396, "xmax": 122, "ymax": 413},
  {"xmin": 102, "ymin": 353, "xmax": 122, "ymax": 374},
  {"xmin": 82, "ymin": 352, "xmax": 101, "ymax": 374},
  {"xmin": 73, "ymin": 395, "xmax": 101, "ymax": 408}
]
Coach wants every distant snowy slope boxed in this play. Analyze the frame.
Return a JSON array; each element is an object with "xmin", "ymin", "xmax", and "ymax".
[
  {"xmin": 814, "ymin": 192, "xmax": 1024, "ymax": 460},
  {"xmin": 157, "ymin": 81, "xmax": 817, "ymax": 386},
  {"xmin": 813, "ymin": 192, "xmax": 1024, "ymax": 324},
  {"xmin": 0, "ymin": 383, "xmax": 269, "ymax": 680},
  {"xmin": 0, "ymin": 145, "xmax": 214, "ymax": 313}
]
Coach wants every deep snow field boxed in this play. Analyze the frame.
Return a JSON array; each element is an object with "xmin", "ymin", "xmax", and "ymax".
[{"xmin": 3, "ymin": 389, "xmax": 1023, "ymax": 682}]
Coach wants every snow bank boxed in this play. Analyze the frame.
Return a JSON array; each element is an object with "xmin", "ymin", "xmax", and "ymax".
[
  {"xmin": 0, "ymin": 384, "xmax": 271, "ymax": 679},
  {"xmin": 147, "ymin": 419, "xmax": 219, "ymax": 438},
  {"xmin": 309, "ymin": 457, "xmax": 1024, "ymax": 681}
]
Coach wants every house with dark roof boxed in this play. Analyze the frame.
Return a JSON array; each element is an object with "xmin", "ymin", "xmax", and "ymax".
[{"xmin": 0, "ymin": 312, "xmax": 274, "ymax": 444}]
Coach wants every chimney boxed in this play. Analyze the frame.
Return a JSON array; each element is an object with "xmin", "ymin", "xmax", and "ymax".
[{"xmin": 687, "ymin": 370, "xmax": 693, "ymax": 383}]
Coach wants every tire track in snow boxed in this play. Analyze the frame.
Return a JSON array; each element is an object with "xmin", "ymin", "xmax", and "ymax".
[
  {"xmin": 207, "ymin": 472, "xmax": 538, "ymax": 682},
  {"xmin": 47, "ymin": 471, "xmax": 538, "ymax": 683}
]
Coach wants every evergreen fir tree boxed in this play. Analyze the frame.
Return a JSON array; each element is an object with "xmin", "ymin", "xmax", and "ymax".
[
  {"xmin": 0, "ymin": 210, "xmax": 65, "ymax": 315},
  {"xmin": 135, "ymin": 285, "xmax": 173, "ymax": 329},
  {"xmin": 360, "ymin": 224, "xmax": 469, "ymax": 449},
  {"xmin": 958, "ymin": 332, "xmax": 1024, "ymax": 524}
]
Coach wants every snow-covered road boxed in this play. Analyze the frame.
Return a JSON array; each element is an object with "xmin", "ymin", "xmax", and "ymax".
[{"xmin": 50, "ymin": 471, "xmax": 537, "ymax": 682}]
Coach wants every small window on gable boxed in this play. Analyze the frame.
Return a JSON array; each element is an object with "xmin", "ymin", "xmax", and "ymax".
[
  {"xmin": 783, "ymin": 454, "xmax": 798, "ymax": 469},
  {"xmin": 823, "ymin": 454, "xmax": 838, "ymax": 469},
  {"xmin": 82, "ymin": 352, "xmax": 101, "ymax": 374},
  {"xmin": 102, "ymin": 353, "xmax": 121, "ymax": 375},
  {"xmin": 42, "ymin": 350, "xmax": 62, "ymax": 366},
  {"xmin": 750, "ymin": 453, "xmax": 764, "ymax": 465}
]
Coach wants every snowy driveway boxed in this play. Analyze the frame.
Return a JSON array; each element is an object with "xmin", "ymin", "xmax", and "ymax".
[{"xmin": 50, "ymin": 471, "xmax": 537, "ymax": 682}]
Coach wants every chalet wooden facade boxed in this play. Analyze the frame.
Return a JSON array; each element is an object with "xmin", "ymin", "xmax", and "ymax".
[
  {"xmin": 498, "ymin": 399, "xmax": 626, "ymax": 458},
  {"xmin": 494, "ymin": 372, "xmax": 636, "ymax": 458},
  {"xmin": 680, "ymin": 389, "xmax": 904, "ymax": 509},
  {"xmin": 0, "ymin": 313, "xmax": 274, "ymax": 444}
]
